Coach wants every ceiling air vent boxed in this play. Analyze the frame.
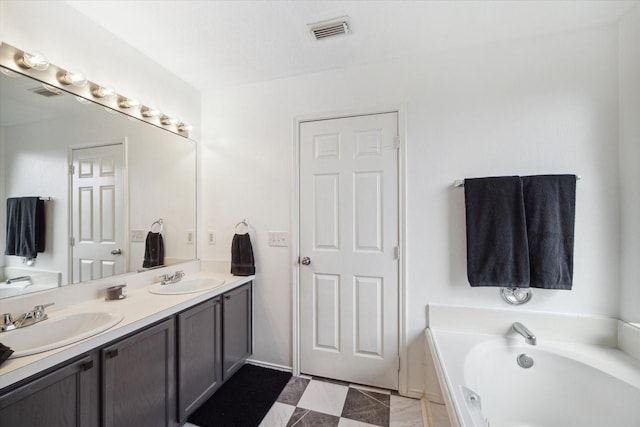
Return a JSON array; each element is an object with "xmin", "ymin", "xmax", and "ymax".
[
  {"xmin": 29, "ymin": 84, "xmax": 63, "ymax": 97},
  {"xmin": 308, "ymin": 16, "xmax": 350, "ymax": 41}
]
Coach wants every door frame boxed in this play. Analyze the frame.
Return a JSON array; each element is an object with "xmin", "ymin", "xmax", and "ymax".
[
  {"xmin": 291, "ymin": 106, "xmax": 410, "ymax": 396},
  {"xmin": 68, "ymin": 138, "xmax": 129, "ymax": 283}
]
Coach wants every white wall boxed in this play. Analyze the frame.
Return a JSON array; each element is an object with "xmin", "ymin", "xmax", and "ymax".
[
  {"xmin": 0, "ymin": 0, "xmax": 200, "ymax": 140},
  {"xmin": 201, "ymin": 25, "xmax": 621, "ymax": 394},
  {"xmin": 618, "ymin": 3, "xmax": 640, "ymax": 323}
]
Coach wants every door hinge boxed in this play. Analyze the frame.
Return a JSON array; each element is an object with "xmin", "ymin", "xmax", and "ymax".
[
  {"xmin": 69, "ymin": 236, "xmax": 75, "ymax": 246},
  {"xmin": 393, "ymin": 246, "xmax": 400, "ymax": 260},
  {"xmin": 393, "ymin": 136, "xmax": 401, "ymax": 150},
  {"xmin": 69, "ymin": 164, "xmax": 75, "ymax": 175},
  {"xmin": 397, "ymin": 356, "xmax": 401, "ymax": 372}
]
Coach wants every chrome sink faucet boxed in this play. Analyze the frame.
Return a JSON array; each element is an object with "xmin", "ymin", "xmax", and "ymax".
[
  {"xmin": 160, "ymin": 270, "xmax": 185, "ymax": 286},
  {"xmin": 1, "ymin": 302, "xmax": 54, "ymax": 332},
  {"xmin": 512, "ymin": 322, "xmax": 537, "ymax": 345}
]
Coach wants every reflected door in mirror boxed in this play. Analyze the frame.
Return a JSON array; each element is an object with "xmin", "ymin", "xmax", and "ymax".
[{"xmin": 71, "ymin": 143, "xmax": 125, "ymax": 283}]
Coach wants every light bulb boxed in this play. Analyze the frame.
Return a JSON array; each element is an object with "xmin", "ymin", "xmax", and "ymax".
[
  {"xmin": 177, "ymin": 122, "xmax": 193, "ymax": 132},
  {"xmin": 161, "ymin": 115, "xmax": 178, "ymax": 126},
  {"xmin": 91, "ymin": 85, "xmax": 116, "ymax": 98},
  {"xmin": 58, "ymin": 71, "xmax": 88, "ymax": 87},
  {"xmin": 141, "ymin": 106, "xmax": 160, "ymax": 118},
  {"xmin": 18, "ymin": 51, "xmax": 49, "ymax": 71},
  {"xmin": 119, "ymin": 97, "xmax": 141, "ymax": 109}
]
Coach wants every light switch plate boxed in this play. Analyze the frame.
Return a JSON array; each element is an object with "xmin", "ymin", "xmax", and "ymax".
[
  {"xmin": 131, "ymin": 230, "xmax": 145, "ymax": 242},
  {"xmin": 268, "ymin": 231, "xmax": 288, "ymax": 247}
]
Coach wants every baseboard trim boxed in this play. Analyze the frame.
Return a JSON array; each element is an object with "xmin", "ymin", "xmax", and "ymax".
[
  {"xmin": 405, "ymin": 388, "xmax": 424, "ymax": 399},
  {"xmin": 246, "ymin": 358, "xmax": 293, "ymax": 373}
]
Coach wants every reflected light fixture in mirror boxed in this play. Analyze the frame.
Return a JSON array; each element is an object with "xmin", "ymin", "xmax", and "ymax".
[{"xmin": 0, "ymin": 41, "xmax": 191, "ymax": 138}]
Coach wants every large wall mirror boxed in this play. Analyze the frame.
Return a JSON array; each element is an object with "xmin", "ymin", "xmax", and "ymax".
[{"xmin": 0, "ymin": 66, "xmax": 197, "ymax": 299}]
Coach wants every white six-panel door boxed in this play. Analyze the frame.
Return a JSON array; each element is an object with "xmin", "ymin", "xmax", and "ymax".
[
  {"xmin": 299, "ymin": 112, "xmax": 399, "ymax": 390},
  {"xmin": 71, "ymin": 143, "xmax": 125, "ymax": 283}
]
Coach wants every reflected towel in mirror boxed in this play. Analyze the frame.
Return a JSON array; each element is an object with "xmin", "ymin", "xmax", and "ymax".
[
  {"xmin": 5, "ymin": 197, "xmax": 46, "ymax": 258},
  {"xmin": 143, "ymin": 232, "xmax": 164, "ymax": 268}
]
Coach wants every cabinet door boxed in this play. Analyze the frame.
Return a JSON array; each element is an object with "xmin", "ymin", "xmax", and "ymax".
[
  {"xmin": 222, "ymin": 281, "xmax": 253, "ymax": 380},
  {"xmin": 102, "ymin": 318, "xmax": 176, "ymax": 427},
  {"xmin": 177, "ymin": 296, "xmax": 222, "ymax": 422},
  {"xmin": 0, "ymin": 352, "xmax": 98, "ymax": 427}
]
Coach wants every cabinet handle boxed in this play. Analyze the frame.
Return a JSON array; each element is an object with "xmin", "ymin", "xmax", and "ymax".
[
  {"xmin": 213, "ymin": 299, "xmax": 221, "ymax": 305},
  {"xmin": 224, "ymin": 295, "xmax": 231, "ymax": 300},
  {"xmin": 106, "ymin": 349, "xmax": 119, "ymax": 359},
  {"xmin": 82, "ymin": 360, "xmax": 94, "ymax": 371}
]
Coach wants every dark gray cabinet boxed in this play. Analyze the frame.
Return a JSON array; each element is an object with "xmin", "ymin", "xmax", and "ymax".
[
  {"xmin": 0, "ymin": 352, "xmax": 99, "ymax": 427},
  {"xmin": 223, "ymin": 282, "xmax": 252, "ymax": 380},
  {"xmin": 177, "ymin": 281, "xmax": 253, "ymax": 421},
  {"xmin": 0, "ymin": 280, "xmax": 252, "ymax": 427},
  {"xmin": 177, "ymin": 296, "xmax": 222, "ymax": 423},
  {"xmin": 102, "ymin": 318, "xmax": 176, "ymax": 427}
]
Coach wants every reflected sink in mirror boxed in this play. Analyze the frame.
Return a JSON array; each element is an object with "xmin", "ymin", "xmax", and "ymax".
[
  {"xmin": 1, "ymin": 311, "xmax": 124, "ymax": 358},
  {"xmin": 148, "ymin": 277, "xmax": 226, "ymax": 295}
]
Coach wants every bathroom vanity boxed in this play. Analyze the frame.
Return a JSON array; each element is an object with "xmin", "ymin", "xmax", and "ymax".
[{"xmin": 0, "ymin": 274, "xmax": 253, "ymax": 427}]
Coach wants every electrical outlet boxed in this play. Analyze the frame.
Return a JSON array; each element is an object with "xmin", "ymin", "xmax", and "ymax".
[
  {"xmin": 268, "ymin": 231, "xmax": 289, "ymax": 247},
  {"xmin": 131, "ymin": 230, "xmax": 145, "ymax": 242},
  {"xmin": 187, "ymin": 230, "xmax": 194, "ymax": 245},
  {"xmin": 207, "ymin": 231, "xmax": 216, "ymax": 245}
]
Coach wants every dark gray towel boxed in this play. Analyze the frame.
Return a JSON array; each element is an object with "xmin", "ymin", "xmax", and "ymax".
[
  {"xmin": 5, "ymin": 197, "xmax": 46, "ymax": 258},
  {"xmin": 231, "ymin": 233, "xmax": 255, "ymax": 276},
  {"xmin": 464, "ymin": 177, "xmax": 530, "ymax": 287},
  {"xmin": 143, "ymin": 232, "xmax": 164, "ymax": 268},
  {"xmin": 522, "ymin": 175, "xmax": 576, "ymax": 289},
  {"xmin": 0, "ymin": 342, "xmax": 13, "ymax": 366}
]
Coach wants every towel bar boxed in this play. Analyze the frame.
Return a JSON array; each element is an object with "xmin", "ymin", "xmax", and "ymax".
[{"xmin": 454, "ymin": 176, "xmax": 581, "ymax": 187}]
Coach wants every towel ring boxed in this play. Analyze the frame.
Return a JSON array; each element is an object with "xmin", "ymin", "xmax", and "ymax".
[
  {"xmin": 235, "ymin": 219, "xmax": 249, "ymax": 235},
  {"xmin": 150, "ymin": 219, "xmax": 164, "ymax": 233}
]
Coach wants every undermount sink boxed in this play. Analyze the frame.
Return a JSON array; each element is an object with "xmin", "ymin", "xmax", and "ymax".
[
  {"xmin": 148, "ymin": 277, "xmax": 226, "ymax": 295},
  {"xmin": 1, "ymin": 311, "xmax": 124, "ymax": 358}
]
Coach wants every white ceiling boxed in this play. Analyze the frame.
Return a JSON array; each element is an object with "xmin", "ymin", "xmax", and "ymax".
[{"xmin": 65, "ymin": 0, "xmax": 637, "ymax": 91}]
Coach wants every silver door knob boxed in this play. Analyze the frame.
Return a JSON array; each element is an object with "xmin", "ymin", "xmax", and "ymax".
[
  {"xmin": 110, "ymin": 249, "xmax": 122, "ymax": 255},
  {"xmin": 301, "ymin": 256, "xmax": 311, "ymax": 265}
]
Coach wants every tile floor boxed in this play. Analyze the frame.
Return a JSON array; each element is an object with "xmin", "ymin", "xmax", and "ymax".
[{"xmin": 186, "ymin": 375, "xmax": 425, "ymax": 427}]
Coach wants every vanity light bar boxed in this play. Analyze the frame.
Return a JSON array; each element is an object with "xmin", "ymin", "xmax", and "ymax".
[{"xmin": 0, "ymin": 42, "xmax": 191, "ymax": 138}]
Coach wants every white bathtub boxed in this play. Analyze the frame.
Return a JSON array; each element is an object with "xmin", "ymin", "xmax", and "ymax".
[{"xmin": 426, "ymin": 307, "xmax": 640, "ymax": 427}]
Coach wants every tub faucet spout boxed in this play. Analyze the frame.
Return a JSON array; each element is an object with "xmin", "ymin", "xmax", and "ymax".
[{"xmin": 513, "ymin": 322, "xmax": 537, "ymax": 345}]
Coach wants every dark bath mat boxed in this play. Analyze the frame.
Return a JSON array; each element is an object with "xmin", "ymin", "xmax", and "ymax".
[{"xmin": 188, "ymin": 364, "xmax": 292, "ymax": 427}]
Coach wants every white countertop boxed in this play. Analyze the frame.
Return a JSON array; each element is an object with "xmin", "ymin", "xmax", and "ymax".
[{"xmin": 0, "ymin": 272, "xmax": 254, "ymax": 390}]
